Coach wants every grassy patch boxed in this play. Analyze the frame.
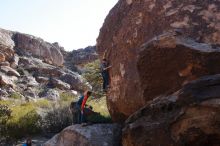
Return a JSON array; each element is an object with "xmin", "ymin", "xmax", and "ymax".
[
  {"xmin": 32, "ymin": 99, "xmax": 51, "ymax": 109},
  {"xmin": 5, "ymin": 103, "xmax": 41, "ymax": 139},
  {"xmin": 0, "ymin": 100, "xmax": 14, "ymax": 106},
  {"xmin": 59, "ymin": 92, "xmax": 77, "ymax": 106},
  {"xmin": 86, "ymin": 96, "xmax": 111, "ymax": 123},
  {"xmin": 10, "ymin": 92, "xmax": 23, "ymax": 99}
]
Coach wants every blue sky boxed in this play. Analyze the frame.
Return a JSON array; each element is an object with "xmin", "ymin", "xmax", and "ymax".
[{"xmin": 0, "ymin": 0, "xmax": 118, "ymax": 51}]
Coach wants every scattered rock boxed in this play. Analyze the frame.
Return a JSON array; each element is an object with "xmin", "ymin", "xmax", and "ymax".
[
  {"xmin": 44, "ymin": 124, "xmax": 121, "ymax": 146},
  {"xmin": 23, "ymin": 87, "xmax": 37, "ymax": 99},
  {"xmin": 10, "ymin": 54, "xmax": 19, "ymax": 69},
  {"xmin": 50, "ymin": 78, "xmax": 71, "ymax": 90},
  {"xmin": 0, "ymin": 66, "xmax": 20, "ymax": 77},
  {"xmin": 18, "ymin": 75, "xmax": 39, "ymax": 87},
  {"xmin": 0, "ymin": 61, "xmax": 10, "ymax": 66},
  {"xmin": 0, "ymin": 52, "xmax": 5, "ymax": 62},
  {"xmin": 60, "ymin": 73, "xmax": 89, "ymax": 91},
  {"xmin": 40, "ymin": 89, "xmax": 60, "ymax": 101},
  {"xmin": 0, "ymin": 88, "xmax": 8, "ymax": 98},
  {"xmin": 0, "ymin": 73, "xmax": 16, "ymax": 88},
  {"xmin": 36, "ymin": 76, "xmax": 49, "ymax": 84}
]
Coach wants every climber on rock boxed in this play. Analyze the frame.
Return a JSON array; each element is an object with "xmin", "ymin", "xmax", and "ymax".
[{"xmin": 100, "ymin": 58, "xmax": 112, "ymax": 92}]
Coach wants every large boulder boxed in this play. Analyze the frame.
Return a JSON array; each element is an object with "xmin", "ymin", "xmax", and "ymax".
[
  {"xmin": 0, "ymin": 73, "xmax": 17, "ymax": 88},
  {"xmin": 97, "ymin": 0, "xmax": 220, "ymax": 122},
  {"xmin": 13, "ymin": 32, "xmax": 64, "ymax": 66},
  {"xmin": 44, "ymin": 124, "xmax": 121, "ymax": 146},
  {"xmin": 18, "ymin": 56, "xmax": 65, "ymax": 77},
  {"xmin": 60, "ymin": 73, "xmax": 90, "ymax": 92},
  {"xmin": 10, "ymin": 54, "xmax": 19, "ymax": 69},
  {"xmin": 0, "ymin": 66, "xmax": 20, "ymax": 77},
  {"xmin": 123, "ymin": 74, "xmax": 220, "ymax": 146},
  {"xmin": 0, "ymin": 28, "xmax": 14, "ymax": 61},
  {"xmin": 50, "ymin": 78, "xmax": 71, "ymax": 90},
  {"xmin": 39, "ymin": 89, "xmax": 60, "ymax": 101},
  {"xmin": 138, "ymin": 32, "xmax": 220, "ymax": 103}
]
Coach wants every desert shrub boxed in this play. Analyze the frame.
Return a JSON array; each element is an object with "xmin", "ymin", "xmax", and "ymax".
[
  {"xmin": 0, "ymin": 104, "xmax": 11, "ymax": 132},
  {"xmin": 6, "ymin": 110, "xmax": 41, "ymax": 139},
  {"xmin": 0, "ymin": 104, "xmax": 12, "ymax": 144},
  {"xmin": 5, "ymin": 103, "xmax": 41, "ymax": 139},
  {"xmin": 41, "ymin": 106, "xmax": 72, "ymax": 133}
]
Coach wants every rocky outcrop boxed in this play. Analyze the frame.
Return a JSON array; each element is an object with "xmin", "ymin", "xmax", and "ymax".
[
  {"xmin": 0, "ymin": 28, "xmax": 14, "ymax": 61},
  {"xmin": 60, "ymin": 73, "xmax": 90, "ymax": 92},
  {"xmin": 63, "ymin": 46, "xmax": 98, "ymax": 73},
  {"xmin": 0, "ymin": 28, "xmax": 90, "ymax": 101},
  {"xmin": 50, "ymin": 78, "xmax": 71, "ymax": 90},
  {"xmin": 123, "ymin": 74, "xmax": 220, "ymax": 146},
  {"xmin": 13, "ymin": 32, "xmax": 64, "ymax": 66},
  {"xmin": 97, "ymin": 0, "xmax": 220, "ymax": 122},
  {"xmin": 44, "ymin": 124, "xmax": 121, "ymax": 146},
  {"xmin": 0, "ymin": 66, "xmax": 20, "ymax": 77},
  {"xmin": 0, "ymin": 73, "xmax": 16, "ymax": 88},
  {"xmin": 17, "ymin": 56, "xmax": 89, "ymax": 91},
  {"xmin": 10, "ymin": 54, "xmax": 19, "ymax": 69}
]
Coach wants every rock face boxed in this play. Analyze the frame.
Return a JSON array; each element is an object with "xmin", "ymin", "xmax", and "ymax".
[
  {"xmin": 0, "ymin": 28, "xmax": 90, "ymax": 101},
  {"xmin": 63, "ymin": 46, "xmax": 98, "ymax": 73},
  {"xmin": 44, "ymin": 124, "xmax": 121, "ymax": 146},
  {"xmin": 123, "ymin": 74, "xmax": 220, "ymax": 146},
  {"xmin": 13, "ymin": 32, "xmax": 64, "ymax": 66},
  {"xmin": 97, "ymin": 0, "xmax": 220, "ymax": 122},
  {"xmin": 0, "ymin": 28, "xmax": 14, "ymax": 61},
  {"xmin": 138, "ymin": 32, "xmax": 220, "ymax": 103}
]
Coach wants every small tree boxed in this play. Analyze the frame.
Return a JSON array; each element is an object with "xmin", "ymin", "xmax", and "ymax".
[
  {"xmin": 0, "ymin": 104, "xmax": 11, "ymax": 141},
  {"xmin": 82, "ymin": 60, "xmax": 103, "ymax": 96}
]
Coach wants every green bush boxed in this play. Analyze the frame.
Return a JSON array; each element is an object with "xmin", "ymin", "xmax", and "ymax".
[
  {"xmin": 82, "ymin": 60, "xmax": 103, "ymax": 96},
  {"xmin": 5, "ymin": 103, "xmax": 41, "ymax": 139},
  {"xmin": 0, "ymin": 104, "xmax": 11, "ymax": 144},
  {"xmin": 41, "ymin": 106, "xmax": 72, "ymax": 133},
  {"xmin": 6, "ymin": 110, "xmax": 41, "ymax": 139}
]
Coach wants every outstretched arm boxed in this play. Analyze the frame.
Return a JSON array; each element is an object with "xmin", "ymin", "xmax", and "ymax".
[{"xmin": 103, "ymin": 65, "xmax": 112, "ymax": 70}]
